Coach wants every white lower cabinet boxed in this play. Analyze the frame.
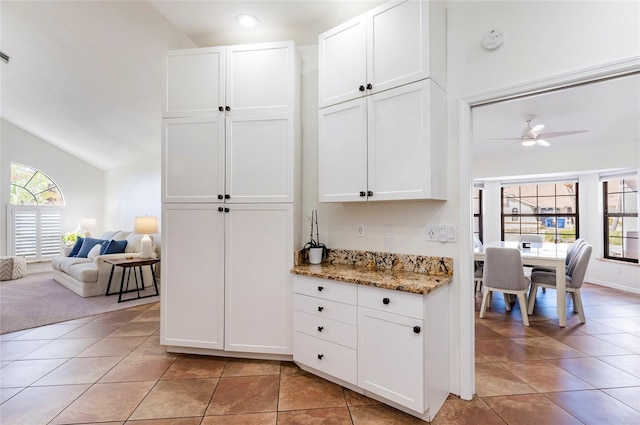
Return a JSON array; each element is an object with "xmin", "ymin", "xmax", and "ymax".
[
  {"xmin": 293, "ymin": 275, "xmax": 450, "ymax": 421},
  {"xmin": 161, "ymin": 204, "xmax": 225, "ymax": 349},
  {"xmin": 358, "ymin": 306, "xmax": 424, "ymax": 412},
  {"xmin": 161, "ymin": 203, "xmax": 294, "ymax": 355}
]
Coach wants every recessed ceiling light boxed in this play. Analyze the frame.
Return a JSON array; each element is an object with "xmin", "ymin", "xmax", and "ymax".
[{"xmin": 236, "ymin": 14, "xmax": 259, "ymax": 28}]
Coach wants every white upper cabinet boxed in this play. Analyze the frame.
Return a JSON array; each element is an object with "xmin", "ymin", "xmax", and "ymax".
[
  {"xmin": 367, "ymin": 79, "xmax": 447, "ymax": 201},
  {"xmin": 318, "ymin": 0, "xmax": 446, "ymax": 108},
  {"xmin": 162, "ymin": 116, "xmax": 225, "ymax": 203},
  {"xmin": 225, "ymin": 114, "xmax": 294, "ymax": 203},
  {"xmin": 164, "ymin": 41, "xmax": 296, "ymax": 117},
  {"xmin": 318, "ymin": 99, "xmax": 368, "ymax": 202},
  {"xmin": 164, "ymin": 47, "xmax": 225, "ymax": 117},
  {"xmin": 319, "ymin": 79, "xmax": 447, "ymax": 202},
  {"xmin": 226, "ymin": 42, "xmax": 295, "ymax": 115},
  {"xmin": 318, "ymin": 16, "xmax": 367, "ymax": 108}
]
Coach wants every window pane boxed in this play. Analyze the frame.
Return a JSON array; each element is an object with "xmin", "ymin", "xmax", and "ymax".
[{"xmin": 10, "ymin": 164, "xmax": 36, "ymax": 188}]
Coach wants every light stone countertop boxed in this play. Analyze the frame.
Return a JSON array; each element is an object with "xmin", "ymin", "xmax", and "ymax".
[{"xmin": 290, "ymin": 249, "xmax": 453, "ymax": 295}]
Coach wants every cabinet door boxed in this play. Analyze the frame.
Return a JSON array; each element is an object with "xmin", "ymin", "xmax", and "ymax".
[
  {"xmin": 164, "ymin": 47, "xmax": 225, "ymax": 117},
  {"xmin": 225, "ymin": 114, "xmax": 293, "ymax": 203},
  {"xmin": 318, "ymin": 99, "xmax": 368, "ymax": 202},
  {"xmin": 367, "ymin": 0, "xmax": 430, "ymax": 95},
  {"xmin": 358, "ymin": 306, "xmax": 424, "ymax": 412},
  {"xmin": 161, "ymin": 204, "xmax": 225, "ymax": 350},
  {"xmin": 226, "ymin": 41, "xmax": 293, "ymax": 115},
  {"xmin": 318, "ymin": 16, "xmax": 367, "ymax": 108},
  {"xmin": 225, "ymin": 204, "xmax": 293, "ymax": 354},
  {"xmin": 162, "ymin": 117, "xmax": 226, "ymax": 203},
  {"xmin": 367, "ymin": 80, "xmax": 438, "ymax": 201}
]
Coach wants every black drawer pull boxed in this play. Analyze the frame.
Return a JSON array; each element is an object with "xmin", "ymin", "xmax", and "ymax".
[
  {"xmin": 218, "ymin": 106, "xmax": 224, "ymax": 112},
  {"xmin": 318, "ymin": 286, "xmax": 324, "ymax": 292},
  {"xmin": 318, "ymin": 306, "xmax": 324, "ymax": 312},
  {"xmin": 366, "ymin": 83, "xmax": 373, "ymax": 90},
  {"xmin": 217, "ymin": 194, "xmax": 223, "ymax": 199},
  {"xmin": 317, "ymin": 354, "xmax": 324, "ymax": 360},
  {"xmin": 317, "ymin": 326, "xmax": 324, "ymax": 332},
  {"xmin": 383, "ymin": 297, "xmax": 390, "ymax": 305},
  {"xmin": 414, "ymin": 326, "xmax": 421, "ymax": 334},
  {"xmin": 218, "ymin": 207, "xmax": 224, "ymax": 212},
  {"xmin": 359, "ymin": 85, "xmax": 365, "ymax": 92}
]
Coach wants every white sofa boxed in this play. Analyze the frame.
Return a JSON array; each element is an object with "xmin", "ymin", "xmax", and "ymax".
[{"xmin": 52, "ymin": 230, "xmax": 160, "ymax": 297}]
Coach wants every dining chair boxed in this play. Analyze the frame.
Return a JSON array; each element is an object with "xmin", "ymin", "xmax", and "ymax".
[
  {"xmin": 479, "ymin": 247, "xmax": 531, "ymax": 326},
  {"xmin": 531, "ymin": 238, "xmax": 586, "ymax": 273},
  {"xmin": 473, "ymin": 236, "xmax": 484, "ymax": 292},
  {"xmin": 527, "ymin": 243, "xmax": 592, "ymax": 323}
]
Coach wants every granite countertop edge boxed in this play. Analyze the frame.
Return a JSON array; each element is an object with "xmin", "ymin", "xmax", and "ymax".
[{"xmin": 290, "ymin": 263, "xmax": 452, "ymax": 295}]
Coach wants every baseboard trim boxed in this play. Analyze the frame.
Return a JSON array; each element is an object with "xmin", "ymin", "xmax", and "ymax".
[{"xmin": 586, "ymin": 280, "xmax": 640, "ymax": 295}]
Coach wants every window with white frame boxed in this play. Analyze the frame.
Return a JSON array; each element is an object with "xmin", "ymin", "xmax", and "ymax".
[
  {"xmin": 603, "ymin": 173, "xmax": 638, "ymax": 263},
  {"xmin": 501, "ymin": 180, "xmax": 579, "ymax": 243},
  {"xmin": 8, "ymin": 163, "xmax": 64, "ymax": 260}
]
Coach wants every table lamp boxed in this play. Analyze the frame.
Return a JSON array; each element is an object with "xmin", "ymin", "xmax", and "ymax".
[
  {"xmin": 79, "ymin": 218, "xmax": 97, "ymax": 237},
  {"xmin": 134, "ymin": 216, "xmax": 158, "ymax": 259}
]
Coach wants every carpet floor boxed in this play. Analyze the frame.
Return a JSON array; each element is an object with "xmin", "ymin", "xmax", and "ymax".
[{"xmin": 0, "ymin": 272, "xmax": 160, "ymax": 334}]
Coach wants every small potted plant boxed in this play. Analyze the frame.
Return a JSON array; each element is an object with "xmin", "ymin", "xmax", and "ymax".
[
  {"xmin": 303, "ymin": 210, "xmax": 327, "ymax": 264},
  {"xmin": 62, "ymin": 230, "xmax": 83, "ymax": 247}
]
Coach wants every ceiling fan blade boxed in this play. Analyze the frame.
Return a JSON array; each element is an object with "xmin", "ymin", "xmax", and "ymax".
[
  {"xmin": 484, "ymin": 137, "xmax": 522, "ymax": 141},
  {"xmin": 528, "ymin": 124, "xmax": 545, "ymax": 138},
  {"xmin": 538, "ymin": 129, "xmax": 588, "ymax": 139},
  {"xmin": 536, "ymin": 139, "xmax": 550, "ymax": 147}
]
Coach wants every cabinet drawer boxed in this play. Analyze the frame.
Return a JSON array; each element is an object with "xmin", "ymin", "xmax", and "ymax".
[
  {"xmin": 293, "ymin": 311, "xmax": 357, "ymax": 349},
  {"xmin": 293, "ymin": 331, "xmax": 357, "ymax": 385},
  {"xmin": 293, "ymin": 294, "xmax": 357, "ymax": 325},
  {"xmin": 293, "ymin": 276, "xmax": 357, "ymax": 304},
  {"xmin": 358, "ymin": 285, "xmax": 423, "ymax": 319}
]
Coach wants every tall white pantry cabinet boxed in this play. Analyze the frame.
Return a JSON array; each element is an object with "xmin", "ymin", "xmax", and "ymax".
[{"xmin": 160, "ymin": 41, "xmax": 302, "ymax": 357}]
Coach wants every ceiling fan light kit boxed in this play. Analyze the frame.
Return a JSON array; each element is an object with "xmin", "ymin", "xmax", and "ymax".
[{"xmin": 489, "ymin": 117, "xmax": 588, "ymax": 149}]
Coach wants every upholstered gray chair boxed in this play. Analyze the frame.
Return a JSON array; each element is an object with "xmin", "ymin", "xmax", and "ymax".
[
  {"xmin": 531, "ymin": 238, "xmax": 585, "ymax": 273},
  {"xmin": 473, "ymin": 235, "xmax": 484, "ymax": 292},
  {"xmin": 528, "ymin": 243, "xmax": 592, "ymax": 323},
  {"xmin": 479, "ymin": 247, "xmax": 532, "ymax": 326}
]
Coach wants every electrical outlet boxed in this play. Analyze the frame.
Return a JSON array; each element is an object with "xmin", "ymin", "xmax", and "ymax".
[
  {"xmin": 426, "ymin": 225, "xmax": 438, "ymax": 241},
  {"xmin": 357, "ymin": 224, "xmax": 365, "ymax": 237}
]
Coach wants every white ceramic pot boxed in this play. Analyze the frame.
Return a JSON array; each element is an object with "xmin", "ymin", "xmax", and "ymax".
[{"xmin": 308, "ymin": 247, "xmax": 324, "ymax": 264}]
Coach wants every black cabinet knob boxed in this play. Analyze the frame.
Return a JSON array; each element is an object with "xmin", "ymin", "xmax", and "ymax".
[
  {"xmin": 367, "ymin": 191, "xmax": 373, "ymax": 197},
  {"xmin": 224, "ymin": 207, "xmax": 230, "ymax": 212},
  {"xmin": 318, "ymin": 306, "xmax": 324, "ymax": 312},
  {"xmin": 218, "ymin": 207, "xmax": 224, "ymax": 212},
  {"xmin": 318, "ymin": 286, "xmax": 324, "ymax": 292},
  {"xmin": 413, "ymin": 326, "xmax": 421, "ymax": 334},
  {"xmin": 225, "ymin": 106, "xmax": 231, "ymax": 111},
  {"xmin": 317, "ymin": 326, "xmax": 324, "ymax": 332},
  {"xmin": 359, "ymin": 85, "xmax": 365, "ymax": 92},
  {"xmin": 217, "ymin": 194, "xmax": 223, "ymax": 200},
  {"xmin": 383, "ymin": 297, "xmax": 390, "ymax": 305},
  {"xmin": 218, "ymin": 106, "xmax": 224, "ymax": 112},
  {"xmin": 366, "ymin": 83, "xmax": 373, "ymax": 90},
  {"xmin": 359, "ymin": 191, "xmax": 366, "ymax": 197},
  {"xmin": 225, "ymin": 194, "xmax": 230, "ymax": 199},
  {"xmin": 317, "ymin": 354, "xmax": 324, "ymax": 360}
]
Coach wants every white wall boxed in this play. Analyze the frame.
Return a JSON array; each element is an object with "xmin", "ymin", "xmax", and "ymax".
[
  {"xmin": 103, "ymin": 153, "xmax": 161, "ymax": 232},
  {"xmin": 0, "ymin": 119, "xmax": 104, "ymax": 254}
]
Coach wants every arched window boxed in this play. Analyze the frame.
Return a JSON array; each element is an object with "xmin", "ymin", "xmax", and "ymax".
[{"xmin": 8, "ymin": 163, "xmax": 65, "ymax": 260}]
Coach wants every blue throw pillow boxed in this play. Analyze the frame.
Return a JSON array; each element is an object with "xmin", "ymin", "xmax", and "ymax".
[
  {"xmin": 68, "ymin": 238, "xmax": 84, "ymax": 257},
  {"xmin": 100, "ymin": 239, "xmax": 128, "ymax": 255},
  {"xmin": 76, "ymin": 238, "xmax": 107, "ymax": 258}
]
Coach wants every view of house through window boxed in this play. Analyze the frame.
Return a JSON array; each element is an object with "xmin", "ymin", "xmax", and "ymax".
[
  {"xmin": 473, "ymin": 188, "xmax": 483, "ymax": 243},
  {"xmin": 603, "ymin": 175, "xmax": 638, "ymax": 263},
  {"xmin": 9, "ymin": 163, "xmax": 64, "ymax": 260},
  {"xmin": 501, "ymin": 181, "xmax": 578, "ymax": 243}
]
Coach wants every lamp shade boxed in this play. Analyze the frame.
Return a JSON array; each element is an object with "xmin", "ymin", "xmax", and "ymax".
[
  {"xmin": 134, "ymin": 216, "xmax": 158, "ymax": 235},
  {"xmin": 79, "ymin": 217, "xmax": 97, "ymax": 230}
]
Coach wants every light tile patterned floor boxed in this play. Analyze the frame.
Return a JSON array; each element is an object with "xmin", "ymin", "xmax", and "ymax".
[{"xmin": 1, "ymin": 282, "xmax": 639, "ymax": 424}]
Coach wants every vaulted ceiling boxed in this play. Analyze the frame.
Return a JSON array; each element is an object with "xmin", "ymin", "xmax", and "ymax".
[{"xmin": 1, "ymin": 1, "xmax": 637, "ymax": 172}]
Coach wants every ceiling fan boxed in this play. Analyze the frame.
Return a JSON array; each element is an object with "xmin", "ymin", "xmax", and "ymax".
[{"xmin": 491, "ymin": 118, "xmax": 588, "ymax": 148}]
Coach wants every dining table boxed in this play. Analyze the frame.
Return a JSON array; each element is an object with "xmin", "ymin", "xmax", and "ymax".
[{"xmin": 474, "ymin": 240, "xmax": 570, "ymax": 327}]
